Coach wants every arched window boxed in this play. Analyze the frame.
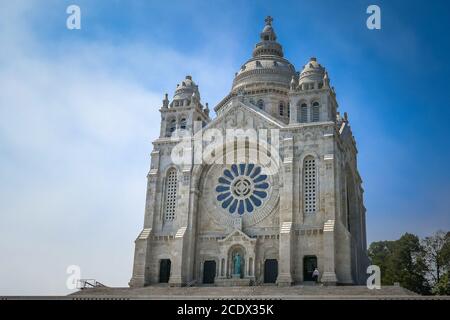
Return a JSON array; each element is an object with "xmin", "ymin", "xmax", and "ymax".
[
  {"xmin": 164, "ymin": 168, "xmax": 178, "ymax": 221},
  {"xmin": 257, "ymin": 99, "xmax": 264, "ymax": 110},
  {"xmin": 298, "ymin": 103, "xmax": 308, "ymax": 123},
  {"xmin": 180, "ymin": 118, "xmax": 187, "ymax": 130},
  {"xmin": 287, "ymin": 102, "xmax": 290, "ymax": 119},
  {"xmin": 167, "ymin": 119, "xmax": 176, "ymax": 136},
  {"xmin": 279, "ymin": 102, "xmax": 284, "ymax": 116},
  {"xmin": 303, "ymin": 156, "xmax": 317, "ymax": 214},
  {"xmin": 312, "ymin": 102, "xmax": 320, "ymax": 122}
]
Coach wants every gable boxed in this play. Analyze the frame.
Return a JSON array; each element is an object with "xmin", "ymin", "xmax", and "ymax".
[
  {"xmin": 205, "ymin": 100, "xmax": 285, "ymax": 133},
  {"xmin": 218, "ymin": 228, "xmax": 255, "ymax": 244}
]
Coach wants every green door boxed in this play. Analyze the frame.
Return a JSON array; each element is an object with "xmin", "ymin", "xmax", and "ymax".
[
  {"xmin": 303, "ymin": 256, "xmax": 317, "ymax": 281},
  {"xmin": 264, "ymin": 259, "xmax": 278, "ymax": 283},
  {"xmin": 203, "ymin": 260, "xmax": 216, "ymax": 284}
]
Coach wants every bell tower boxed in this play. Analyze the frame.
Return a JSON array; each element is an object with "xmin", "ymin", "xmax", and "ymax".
[
  {"xmin": 288, "ymin": 57, "xmax": 338, "ymax": 125},
  {"xmin": 159, "ymin": 75, "xmax": 210, "ymax": 138}
]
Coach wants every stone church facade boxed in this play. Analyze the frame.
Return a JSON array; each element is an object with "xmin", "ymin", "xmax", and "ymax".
[{"xmin": 130, "ymin": 17, "xmax": 369, "ymax": 287}]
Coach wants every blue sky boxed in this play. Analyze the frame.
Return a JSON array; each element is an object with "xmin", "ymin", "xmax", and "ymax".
[{"xmin": 0, "ymin": 0, "xmax": 449, "ymax": 294}]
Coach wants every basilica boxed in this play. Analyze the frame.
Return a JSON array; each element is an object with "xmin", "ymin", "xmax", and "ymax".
[{"xmin": 129, "ymin": 17, "xmax": 370, "ymax": 287}]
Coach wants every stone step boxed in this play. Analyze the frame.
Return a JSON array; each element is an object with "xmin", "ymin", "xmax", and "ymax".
[{"xmin": 70, "ymin": 285, "xmax": 422, "ymax": 299}]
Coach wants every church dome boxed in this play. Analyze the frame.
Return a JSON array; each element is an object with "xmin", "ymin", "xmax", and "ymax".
[
  {"xmin": 299, "ymin": 57, "xmax": 325, "ymax": 84},
  {"xmin": 231, "ymin": 17, "xmax": 296, "ymax": 92},
  {"xmin": 173, "ymin": 75, "xmax": 201, "ymax": 101}
]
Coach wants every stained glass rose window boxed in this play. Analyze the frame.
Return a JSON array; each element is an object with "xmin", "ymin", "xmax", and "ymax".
[{"xmin": 215, "ymin": 164, "xmax": 269, "ymax": 215}]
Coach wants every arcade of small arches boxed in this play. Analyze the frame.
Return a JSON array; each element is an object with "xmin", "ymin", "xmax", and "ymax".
[
  {"xmin": 297, "ymin": 100, "xmax": 321, "ymax": 123},
  {"xmin": 164, "ymin": 115, "xmax": 207, "ymax": 137},
  {"xmin": 242, "ymin": 97, "xmax": 322, "ymax": 123}
]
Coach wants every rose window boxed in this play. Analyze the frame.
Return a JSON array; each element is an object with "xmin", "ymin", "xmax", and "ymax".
[{"xmin": 215, "ymin": 164, "xmax": 269, "ymax": 215}]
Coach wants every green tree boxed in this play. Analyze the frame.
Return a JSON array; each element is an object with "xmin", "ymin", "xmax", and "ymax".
[
  {"xmin": 390, "ymin": 233, "xmax": 431, "ymax": 294},
  {"xmin": 422, "ymin": 230, "xmax": 450, "ymax": 292},
  {"xmin": 432, "ymin": 272, "xmax": 450, "ymax": 295},
  {"xmin": 368, "ymin": 233, "xmax": 431, "ymax": 294},
  {"xmin": 368, "ymin": 240, "xmax": 396, "ymax": 285}
]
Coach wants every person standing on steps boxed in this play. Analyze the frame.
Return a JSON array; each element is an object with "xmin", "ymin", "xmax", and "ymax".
[{"xmin": 312, "ymin": 268, "xmax": 320, "ymax": 284}]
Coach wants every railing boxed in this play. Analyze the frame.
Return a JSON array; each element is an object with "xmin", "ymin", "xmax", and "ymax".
[{"xmin": 76, "ymin": 279, "xmax": 106, "ymax": 290}]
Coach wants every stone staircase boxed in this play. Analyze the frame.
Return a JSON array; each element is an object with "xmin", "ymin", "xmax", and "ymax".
[{"xmin": 70, "ymin": 284, "xmax": 426, "ymax": 299}]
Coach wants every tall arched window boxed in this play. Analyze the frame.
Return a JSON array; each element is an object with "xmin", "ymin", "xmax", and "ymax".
[
  {"xmin": 257, "ymin": 99, "xmax": 264, "ymax": 110},
  {"xmin": 298, "ymin": 103, "xmax": 308, "ymax": 123},
  {"xmin": 303, "ymin": 156, "xmax": 317, "ymax": 214},
  {"xmin": 164, "ymin": 168, "xmax": 178, "ymax": 221},
  {"xmin": 287, "ymin": 102, "xmax": 290, "ymax": 119},
  {"xmin": 312, "ymin": 102, "xmax": 320, "ymax": 122},
  {"xmin": 279, "ymin": 102, "xmax": 284, "ymax": 116}
]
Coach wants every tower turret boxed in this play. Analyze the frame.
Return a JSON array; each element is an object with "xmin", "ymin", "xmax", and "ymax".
[{"xmin": 159, "ymin": 75, "xmax": 210, "ymax": 138}]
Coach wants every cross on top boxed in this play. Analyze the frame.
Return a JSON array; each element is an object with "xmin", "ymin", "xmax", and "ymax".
[{"xmin": 265, "ymin": 16, "xmax": 273, "ymax": 25}]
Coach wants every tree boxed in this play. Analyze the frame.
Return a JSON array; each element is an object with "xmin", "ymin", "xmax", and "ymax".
[
  {"xmin": 368, "ymin": 240, "xmax": 396, "ymax": 285},
  {"xmin": 368, "ymin": 233, "xmax": 431, "ymax": 294},
  {"xmin": 390, "ymin": 233, "xmax": 431, "ymax": 295},
  {"xmin": 422, "ymin": 230, "xmax": 450, "ymax": 291},
  {"xmin": 432, "ymin": 272, "xmax": 450, "ymax": 295},
  {"xmin": 441, "ymin": 232, "xmax": 450, "ymax": 270},
  {"xmin": 422, "ymin": 230, "xmax": 450, "ymax": 294}
]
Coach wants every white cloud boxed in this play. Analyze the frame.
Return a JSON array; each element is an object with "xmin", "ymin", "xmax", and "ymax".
[{"xmin": 0, "ymin": 2, "xmax": 237, "ymax": 295}]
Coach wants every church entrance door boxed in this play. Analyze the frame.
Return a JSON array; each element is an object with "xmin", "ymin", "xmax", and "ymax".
[
  {"xmin": 264, "ymin": 259, "xmax": 278, "ymax": 283},
  {"xmin": 203, "ymin": 260, "xmax": 216, "ymax": 284},
  {"xmin": 303, "ymin": 256, "xmax": 317, "ymax": 281},
  {"xmin": 159, "ymin": 259, "xmax": 171, "ymax": 283}
]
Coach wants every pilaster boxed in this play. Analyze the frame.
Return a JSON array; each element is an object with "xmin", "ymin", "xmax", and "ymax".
[
  {"xmin": 276, "ymin": 137, "xmax": 294, "ymax": 286},
  {"xmin": 169, "ymin": 165, "xmax": 192, "ymax": 286},
  {"xmin": 129, "ymin": 150, "xmax": 160, "ymax": 287},
  {"xmin": 321, "ymin": 153, "xmax": 338, "ymax": 284}
]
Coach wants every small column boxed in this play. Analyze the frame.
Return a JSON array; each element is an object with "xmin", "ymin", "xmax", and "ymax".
[{"xmin": 289, "ymin": 98, "xmax": 297, "ymax": 124}]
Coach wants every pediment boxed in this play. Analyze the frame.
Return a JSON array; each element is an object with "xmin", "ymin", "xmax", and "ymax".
[
  {"xmin": 205, "ymin": 100, "xmax": 284, "ymax": 132},
  {"xmin": 218, "ymin": 228, "xmax": 256, "ymax": 244}
]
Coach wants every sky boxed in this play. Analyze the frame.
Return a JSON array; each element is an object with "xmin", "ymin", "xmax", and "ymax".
[{"xmin": 0, "ymin": 0, "xmax": 449, "ymax": 295}]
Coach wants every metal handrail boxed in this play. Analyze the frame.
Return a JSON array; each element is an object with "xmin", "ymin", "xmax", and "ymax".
[{"xmin": 77, "ymin": 279, "xmax": 106, "ymax": 289}]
